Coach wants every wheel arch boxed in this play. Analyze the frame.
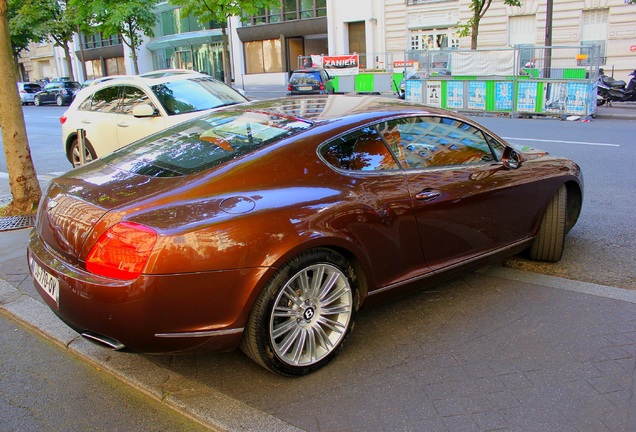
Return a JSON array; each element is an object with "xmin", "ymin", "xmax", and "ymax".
[
  {"xmin": 64, "ymin": 131, "xmax": 78, "ymax": 162},
  {"xmin": 564, "ymin": 180, "xmax": 583, "ymax": 233}
]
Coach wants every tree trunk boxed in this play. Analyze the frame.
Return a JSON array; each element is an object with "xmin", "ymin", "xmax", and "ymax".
[
  {"xmin": 471, "ymin": 9, "xmax": 480, "ymax": 49},
  {"xmin": 62, "ymin": 43, "xmax": 75, "ymax": 81},
  {"xmin": 221, "ymin": 25, "xmax": 232, "ymax": 85},
  {"xmin": 0, "ymin": 0, "xmax": 42, "ymax": 215}
]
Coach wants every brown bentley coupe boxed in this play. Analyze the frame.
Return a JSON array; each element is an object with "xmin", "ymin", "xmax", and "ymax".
[{"xmin": 28, "ymin": 95, "xmax": 583, "ymax": 375}]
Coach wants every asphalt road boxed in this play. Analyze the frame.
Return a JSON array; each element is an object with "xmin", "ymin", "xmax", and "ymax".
[
  {"xmin": 3, "ymin": 104, "xmax": 634, "ymax": 290},
  {"xmin": 473, "ymin": 115, "xmax": 635, "ymax": 290}
]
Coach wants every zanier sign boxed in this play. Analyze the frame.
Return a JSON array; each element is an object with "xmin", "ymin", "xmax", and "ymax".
[{"xmin": 323, "ymin": 54, "xmax": 360, "ymax": 76}]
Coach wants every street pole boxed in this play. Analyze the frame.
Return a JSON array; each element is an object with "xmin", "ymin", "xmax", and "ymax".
[{"xmin": 544, "ymin": 0, "xmax": 553, "ymax": 78}]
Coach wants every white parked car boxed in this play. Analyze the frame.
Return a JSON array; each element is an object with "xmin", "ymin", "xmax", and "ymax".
[
  {"xmin": 17, "ymin": 82, "xmax": 43, "ymax": 105},
  {"xmin": 61, "ymin": 70, "xmax": 248, "ymax": 166}
]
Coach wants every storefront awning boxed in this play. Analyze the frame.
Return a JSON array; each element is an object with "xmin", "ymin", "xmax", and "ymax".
[{"xmin": 146, "ymin": 29, "xmax": 223, "ymax": 51}]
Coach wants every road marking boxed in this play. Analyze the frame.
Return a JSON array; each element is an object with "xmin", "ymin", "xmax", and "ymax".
[{"xmin": 503, "ymin": 137, "xmax": 620, "ymax": 147}]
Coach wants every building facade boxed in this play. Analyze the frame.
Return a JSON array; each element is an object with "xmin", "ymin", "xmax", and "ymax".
[{"xmin": 19, "ymin": 0, "xmax": 636, "ymax": 85}]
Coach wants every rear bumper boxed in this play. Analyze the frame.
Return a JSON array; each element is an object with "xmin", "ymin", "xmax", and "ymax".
[{"xmin": 27, "ymin": 229, "xmax": 270, "ymax": 354}]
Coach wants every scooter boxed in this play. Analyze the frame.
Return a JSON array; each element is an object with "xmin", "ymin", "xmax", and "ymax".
[{"xmin": 597, "ymin": 69, "xmax": 636, "ymax": 106}]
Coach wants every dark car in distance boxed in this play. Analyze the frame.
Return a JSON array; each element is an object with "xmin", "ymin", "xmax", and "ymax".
[
  {"xmin": 288, "ymin": 67, "xmax": 335, "ymax": 95},
  {"xmin": 34, "ymin": 81, "xmax": 82, "ymax": 106},
  {"xmin": 28, "ymin": 95, "xmax": 583, "ymax": 376}
]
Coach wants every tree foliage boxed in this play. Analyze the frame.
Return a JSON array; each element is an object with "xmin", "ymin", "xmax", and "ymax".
[
  {"xmin": 7, "ymin": 0, "xmax": 35, "ymax": 57},
  {"xmin": 71, "ymin": 0, "xmax": 157, "ymax": 75},
  {"xmin": 169, "ymin": 0, "xmax": 279, "ymax": 84},
  {"xmin": 458, "ymin": 0, "xmax": 522, "ymax": 49},
  {"xmin": 11, "ymin": 0, "xmax": 78, "ymax": 80}
]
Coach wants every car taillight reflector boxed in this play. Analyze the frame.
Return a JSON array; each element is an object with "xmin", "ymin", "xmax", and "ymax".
[
  {"xmin": 86, "ymin": 222, "xmax": 157, "ymax": 280},
  {"xmin": 287, "ymin": 84, "xmax": 292, "ymax": 91},
  {"xmin": 320, "ymin": 83, "xmax": 325, "ymax": 90},
  {"xmin": 59, "ymin": 116, "xmax": 67, "ymax": 124}
]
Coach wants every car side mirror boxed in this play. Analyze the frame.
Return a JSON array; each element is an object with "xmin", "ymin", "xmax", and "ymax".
[
  {"xmin": 502, "ymin": 146, "xmax": 524, "ymax": 169},
  {"xmin": 132, "ymin": 104, "xmax": 157, "ymax": 118}
]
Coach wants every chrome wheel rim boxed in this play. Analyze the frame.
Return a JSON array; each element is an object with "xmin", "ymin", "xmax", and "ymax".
[
  {"xmin": 71, "ymin": 142, "xmax": 93, "ymax": 167},
  {"xmin": 269, "ymin": 263, "xmax": 353, "ymax": 367}
]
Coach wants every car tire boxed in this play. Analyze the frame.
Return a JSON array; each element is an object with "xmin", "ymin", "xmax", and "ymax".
[
  {"xmin": 529, "ymin": 185, "xmax": 567, "ymax": 262},
  {"xmin": 68, "ymin": 137, "xmax": 97, "ymax": 167},
  {"xmin": 34, "ymin": 96, "xmax": 41, "ymax": 106},
  {"xmin": 56, "ymin": 95, "xmax": 64, "ymax": 106},
  {"xmin": 241, "ymin": 248, "xmax": 357, "ymax": 376}
]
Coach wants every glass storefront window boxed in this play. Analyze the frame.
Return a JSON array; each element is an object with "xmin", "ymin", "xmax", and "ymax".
[{"xmin": 245, "ymin": 39, "xmax": 283, "ymax": 74}]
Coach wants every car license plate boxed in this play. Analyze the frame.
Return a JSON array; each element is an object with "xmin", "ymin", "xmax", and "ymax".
[
  {"xmin": 298, "ymin": 86, "xmax": 312, "ymax": 91},
  {"xmin": 30, "ymin": 258, "xmax": 59, "ymax": 305}
]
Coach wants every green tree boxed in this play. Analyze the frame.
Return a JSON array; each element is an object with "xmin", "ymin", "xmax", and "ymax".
[
  {"xmin": 0, "ymin": 0, "xmax": 42, "ymax": 216},
  {"xmin": 72, "ymin": 0, "xmax": 157, "ymax": 75},
  {"xmin": 12, "ymin": 0, "xmax": 78, "ymax": 80},
  {"xmin": 459, "ymin": 0, "xmax": 522, "ymax": 49},
  {"xmin": 168, "ymin": 0, "xmax": 279, "ymax": 85}
]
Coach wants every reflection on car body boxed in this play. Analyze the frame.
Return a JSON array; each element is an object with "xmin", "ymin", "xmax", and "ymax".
[{"xmin": 28, "ymin": 95, "xmax": 583, "ymax": 376}]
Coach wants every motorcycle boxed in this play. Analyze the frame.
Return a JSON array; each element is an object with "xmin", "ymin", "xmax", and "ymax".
[{"xmin": 597, "ymin": 69, "xmax": 636, "ymax": 106}]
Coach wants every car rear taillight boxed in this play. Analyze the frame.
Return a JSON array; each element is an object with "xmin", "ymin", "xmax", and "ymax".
[
  {"xmin": 86, "ymin": 222, "xmax": 157, "ymax": 280},
  {"xmin": 59, "ymin": 116, "xmax": 67, "ymax": 125},
  {"xmin": 319, "ymin": 83, "xmax": 325, "ymax": 90},
  {"xmin": 288, "ymin": 84, "xmax": 292, "ymax": 91}
]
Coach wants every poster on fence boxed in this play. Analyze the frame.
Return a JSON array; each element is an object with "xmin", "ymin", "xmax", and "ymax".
[
  {"xmin": 405, "ymin": 80, "xmax": 422, "ymax": 103},
  {"xmin": 468, "ymin": 81, "xmax": 486, "ymax": 110},
  {"xmin": 544, "ymin": 82, "xmax": 588, "ymax": 115},
  {"xmin": 517, "ymin": 82, "xmax": 538, "ymax": 112},
  {"xmin": 323, "ymin": 55, "xmax": 359, "ymax": 76},
  {"xmin": 426, "ymin": 82, "xmax": 441, "ymax": 107},
  {"xmin": 446, "ymin": 81, "xmax": 464, "ymax": 109},
  {"xmin": 495, "ymin": 82, "xmax": 513, "ymax": 111}
]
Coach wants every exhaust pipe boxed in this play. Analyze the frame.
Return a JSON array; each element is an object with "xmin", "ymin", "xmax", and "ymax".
[{"xmin": 81, "ymin": 331, "xmax": 126, "ymax": 350}]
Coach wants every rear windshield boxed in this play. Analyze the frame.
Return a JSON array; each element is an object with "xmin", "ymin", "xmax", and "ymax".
[
  {"xmin": 62, "ymin": 82, "xmax": 82, "ymax": 90},
  {"xmin": 23, "ymin": 83, "xmax": 42, "ymax": 92},
  {"xmin": 100, "ymin": 110, "xmax": 312, "ymax": 177},
  {"xmin": 290, "ymin": 72, "xmax": 321, "ymax": 85},
  {"xmin": 151, "ymin": 77, "xmax": 246, "ymax": 115}
]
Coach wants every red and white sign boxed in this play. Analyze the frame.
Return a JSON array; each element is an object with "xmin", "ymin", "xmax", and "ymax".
[{"xmin": 323, "ymin": 55, "xmax": 360, "ymax": 76}]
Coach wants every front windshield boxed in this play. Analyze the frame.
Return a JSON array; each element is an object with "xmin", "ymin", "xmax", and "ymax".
[
  {"xmin": 100, "ymin": 110, "xmax": 312, "ymax": 177},
  {"xmin": 151, "ymin": 77, "xmax": 246, "ymax": 115}
]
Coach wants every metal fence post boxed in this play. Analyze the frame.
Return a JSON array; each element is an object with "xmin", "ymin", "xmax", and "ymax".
[{"xmin": 77, "ymin": 129, "xmax": 86, "ymax": 166}]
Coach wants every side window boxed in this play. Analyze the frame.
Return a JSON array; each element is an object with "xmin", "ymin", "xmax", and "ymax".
[
  {"xmin": 120, "ymin": 86, "xmax": 153, "ymax": 115},
  {"xmin": 393, "ymin": 116, "xmax": 496, "ymax": 168},
  {"xmin": 484, "ymin": 133, "xmax": 505, "ymax": 161},
  {"xmin": 90, "ymin": 86, "xmax": 121, "ymax": 113},
  {"xmin": 321, "ymin": 126, "xmax": 400, "ymax": 171},
  {"xmin": 77, "ymin": 95, "xmax": 93, "ymax": 111}
]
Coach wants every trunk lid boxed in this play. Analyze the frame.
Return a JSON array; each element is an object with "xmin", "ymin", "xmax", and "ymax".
[{"xmin": 35, "ymin": 161, "xmax": 183, "ymax": 264}]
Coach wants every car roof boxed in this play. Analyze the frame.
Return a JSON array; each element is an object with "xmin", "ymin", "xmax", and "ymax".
[
  {"xmin": 232, "ymin": 95, "xmax": 443, "ymax": 126},
  {"xmin": 292, "ymin": 68, "xmax": 324, "ymax": 73},
  {"xmin": 80, "ymin": 70, "xmax": 211, "ymax": 92}
]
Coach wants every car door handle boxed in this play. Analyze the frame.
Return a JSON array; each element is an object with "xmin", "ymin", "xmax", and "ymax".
[
  {"xmin": 415, "ymin": 189, "xmax": 441, "ymax": 202},
  {"xmin": 117, "ymin": 122, "xmax": 129, "ymax": 128},
  {"xmin": 81, "ymin": 119, "xmax": 91, "ymax": 124}
]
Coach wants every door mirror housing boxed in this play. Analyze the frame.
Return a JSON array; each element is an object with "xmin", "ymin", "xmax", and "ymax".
[
  {"xmin": 132, "ymin": 104, "xmax": 157, "ymax": 118},
  {"xmin": 502, "ymin": 146, "xmax": 524, "ymax": 169}
]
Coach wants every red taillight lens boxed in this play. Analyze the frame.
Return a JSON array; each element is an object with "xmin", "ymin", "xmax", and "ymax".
[
  {"xmin": 287, "ymin": 84, "xmax": 292, "ymax": 91},
  {"xmin": 59, "ymin": 116, "xmax": 67, "ymax": 125},
  {"xmin": 86, "ymin": 222, "xmax": 157, "ymax": 280},
  {"xmin": 319, "ymin": 83, "xmax": 325, "ymax": 90}
]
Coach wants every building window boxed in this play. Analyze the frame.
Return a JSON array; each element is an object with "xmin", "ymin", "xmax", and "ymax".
[
  {"xmin": 581, "ymin": 9, "xmax": 608, "ymax": 65},
  {"xmin": 409, "ymin": 30, "xmax": 459, "ymax": 50},
  {"xmin": 243, "ymin": 0, "xmax": 326, "ymax": 25},
  {"xmin": 82, "ymin": 33, "xmax": 122, "ymax": 50},
  {"xmin": 245, "ymin": 39, "xmax": 283, "ymax": 74}
]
